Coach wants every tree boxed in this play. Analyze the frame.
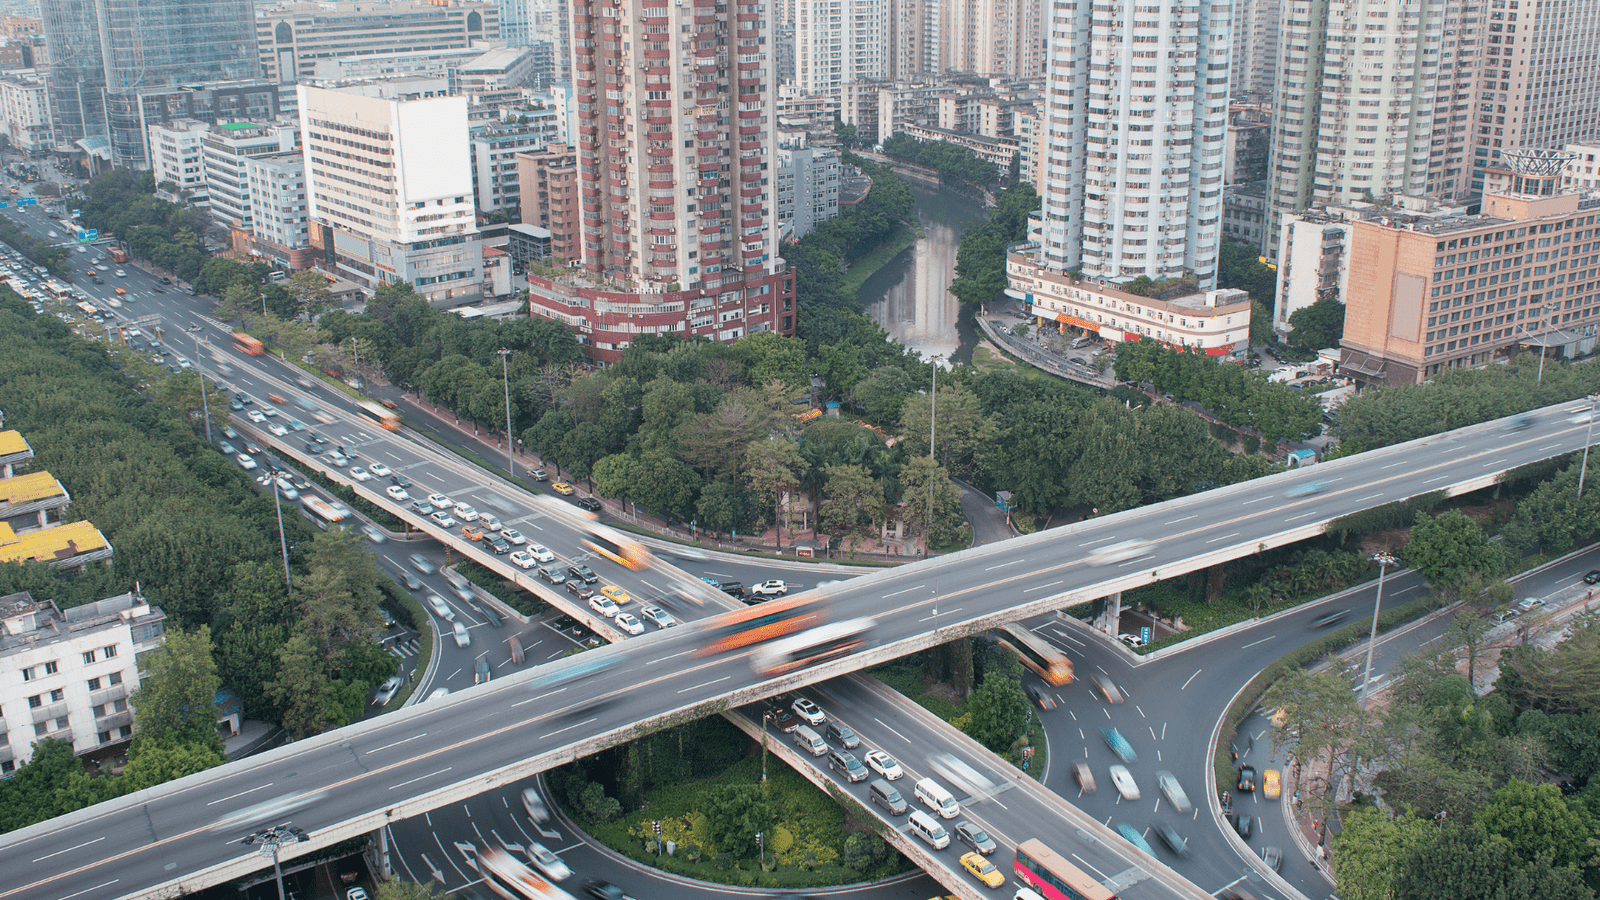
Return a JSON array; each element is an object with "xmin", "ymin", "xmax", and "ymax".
[
  {"xmin": 266, "ymin": 633, "xmax": 335, "ymax": 740},
  {"xmin": 129, "ymin": 626, "xmax": 222, "ymax": 748},
  {"xmin": 963, "ymin": 663, "xmax": 1031, "ymax": 752},
  {"xmin": 120, "ymin": 737, "xmax": 226, "ymax": 792},
  {"xmin": 899, "ymin": 386, "xmax": 996, "ymax": 480},
  {"xmin": 1331, "ymin": 806, "xmax": 1438, "ymax": 900},
  {"xmin": 1404, "ymin": 510, "xmax": 1497, "ymax": 587},
  {"xmin": 296, "ymin": 525, "xmax": 386, "ymax": 658},
  {"xmin": 1261, "ymin": 660, "xmax": 1361, "ymax": 844},
  {"xmin": 744, "ymin": 439, "xmax": 806, "ymax": 546},
  {"xmin": 1395, "ymin": 823, "xmax": 1518, "ymax": 900},
  {"xmin": 1443, "ymin": 608, "xmax": 1495, "ymax": 688},
  {"xmin": 376, "ymin": 879, "xmax": 455, "ymax": 900},
  {"xmin": 1287, "ymin": 295, "xmax": 1347, "ymax": 351},
  {"xmin": 819, "ymin": 463, "xmax": 884, "ymax": 556},
  {"xmin": 851, "ymin": 366, "xmax": 912, "ymax": 422},
  {"xmin": 704, "ymin": 784, "xmax": 775, "ymax": 856},
  {"xmin": 1476, "ymin": 779, "xmax": 1594, "ymax": 870},
  {"xmin": 897, "ymin": 455, "xmax": 962, "ymax": 547}
]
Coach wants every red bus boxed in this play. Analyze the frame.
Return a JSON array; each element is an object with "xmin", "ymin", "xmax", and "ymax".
[
  {"xmin": 1014, "ymin": 839, "xmax": 1115, "ymax": 900},
  {"xmin": 233, "ymin": 332, "xmax": 264, "ymax": 356}
]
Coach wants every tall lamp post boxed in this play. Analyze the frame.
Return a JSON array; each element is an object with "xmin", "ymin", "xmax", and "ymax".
[
  {"xmin": 1360, "ymin": 552, "xmax": 1400, "ymax": 712},
  {"xmin": 1578, "ymin": 392, "xmax": 1600, "ymax": 500},
  {"xmin": 240, "ymin": 825, "xmax": 308, "ymax": 900},
  {"xmin": 186, "ymin": 324, "xmax": 212, "ymax": 444},
  {"xmin": 498, "ymin": 348, "xmax": 515, "ymax": 477},
  {"xmin": 927, "ymin": 355, "xmax": 943, "ymax": 555},
  {"xmin": 1536, "ymin": 301, "xmax": 1560, "ymax": 385}
]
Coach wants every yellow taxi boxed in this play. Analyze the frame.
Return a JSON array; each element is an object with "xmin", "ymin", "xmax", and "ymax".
[
  {"xmin": 599, "ymin": 585, "xmax": 632, "ymax": 605},
  {"xmin": 1263, "ymin": 768, "xmax": 1282, "ymax": 800},
  {"xmin": 960, "ymin": 852, "xmax": 1005, "ymax": 889},
  {"xmin": 552, "ymin": 482, "xmax": 575, "ymax": 495}
]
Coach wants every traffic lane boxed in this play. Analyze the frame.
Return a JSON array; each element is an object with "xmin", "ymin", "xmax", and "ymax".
[{"xmin": 1233, "ymin": 710, "xmax": 1328, "ymax": 900}]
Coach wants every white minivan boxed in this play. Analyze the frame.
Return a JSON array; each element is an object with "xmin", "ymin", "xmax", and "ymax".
[
  {"xmin": 914, "ymin": 777, "xmax": 960, "ymax": 818},
  {"xmin": 907, "ymin": 810, "xmax": 950, "ymax": 849}
]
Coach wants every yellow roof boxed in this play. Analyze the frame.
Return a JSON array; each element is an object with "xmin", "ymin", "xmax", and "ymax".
[
  {"xmin": 0, "ymin": 430, "xmax": 29, "ymax": 457},
  {"xmin": 0, "ymin": 472, "xmax": 65, "ymax": 505},
  {"xmin": 0, "ymin": 520, "xmax": 110, "ymax": 565}
]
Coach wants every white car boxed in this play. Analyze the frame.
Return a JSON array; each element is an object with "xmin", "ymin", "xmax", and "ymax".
[
  {"xmin": 1109, "ymin": 764, "xmax": 1140, "ymax": 801},
  {"xmin": 864, "ymin": 750, "xmax": 904, "ymax": 780},
  {"xmin": 236, "ymin": 454, "xmax": 257, "ymax": 470},
  {"xmin": 792, "ymin": 697, "xmax": 826, "ymax": 725},
  {"xmin": 114, "ymin": 269, "xmax": 126, "ymax": 277},
  {"xmin": 525, "ymin": 842, "xmax": 571, "ymax": 882},
  {"xmin": 589, "ymin": 595, "xmax": 620, "ymax": 617},
  {"xmin": 427, "ymin": 493, "xmax": 453, "ymax": 509},
  {"xmin": 1157, "ymin": 770, "xmax": 1191, "ymax": 812},
  {"xmin": 386, "ymin": 485, "xmax": 411, "ymax": 501},
  {"xmin": 479, "ymin": 513, "xmax": 501, "ymax": 531},
  {"xmin": 452, "ymin": 621, "xmax": 471, "ymax": 647},
  {"xmin": 367, "ymin": 462, "xmax": 392, "ymax": 477},
  {"xmin": 615, "ymin": 612, "xmax": 644, "ymax": 635},
  {"xmin": 326, "ymin": 452, "xmax": 348, "ymax": 468},
  {"xmin": 427, "ymin": 594, "xmax": 454, "ymax": 620},
  {"xmin": 751, "ymin": 579, "xmax": 790, "ymax": 597},
  {"xmin": 500, "ymin": 528, "xmax": 526, "ymax": 545},
  {"xmin": 350, "ymin": 466, "xmax": 373, "ymax": 481},
  {"xmin": 509, "ymin": 550, "xmax": 538, "ymax": 569},
  {"xmin": 1118, "ymin": 633, "xmax": 1147, "ymax": 649},
  {"xmin": 640, "ymin": 606, "xmax": 677, "ymax": 628},
  {"xmin": 527, "ymin": 543, "xmax": 556, "ymax": 563},
  {"xmin": 454, "ymin": 502, "xmax": 479, "ymax": 522},
  {"xmin": 266, "ymin": 422, "xmax": 288, "ymax": 436},
  {"xmin": 431, "ymin": 511, "xmax": 458, "ymax": 528},
  {"xmin": 261, "ymin": 406, "xmax": 279, "ymax": 418},
  {"xmin": 246, "ymin": 410, "xmax": 266, "ymax": 423}
]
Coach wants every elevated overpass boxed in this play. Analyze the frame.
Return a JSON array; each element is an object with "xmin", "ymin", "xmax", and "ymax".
[{"xmin": 1, "ymin": 400, "xmax": 1585, "ymax": 900}]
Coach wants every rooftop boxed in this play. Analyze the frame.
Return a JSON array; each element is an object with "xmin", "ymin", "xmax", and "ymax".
[
  {"xmin": 0, "ymin": 429, "xmax": 30, "ymax": 459},
  {"xmin": 0, "ymin": 589, "xmax": 164, "ymax": 656},
  {"xmin": 0, "ymin": 519, "xmax": 111, "ymax": 567},
  {"xmin": 0, "ymin": 471, "xmax": 66, "ymax": 506}
]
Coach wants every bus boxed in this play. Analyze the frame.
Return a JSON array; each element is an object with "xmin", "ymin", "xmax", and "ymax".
[
  {"xmin": 696, "ymin": 591, "xmax": 828, "ymax": 657},
  {"xmin": 302, "ymin": 496, "xmax": 349, "ymax": 528},
  {"xmin": 580, "ymin": 518, "xmax": 650, "ymax": 569},
  {"xmin": 750, "ymin": 618, "xmax": 875, "ymax": 676},
  {"xmin": 995, "ymin": 623, "xmax": 1075, "ymax": 686},
  {"xmin": 74, "ymin": 300, "xmax": 98, "ymax": 317},
  {"xmin": 233, "ymin": 332, "xmax": 265, "ymax": 356},
  {"xmin": 357, "ymin": 400, "xmax": 401, "ymax": 431},
  {"xmin": 477, "ymin": 846, "xmax": 579, "ymax": 900},
  {"xmin": 45, "ymin": 281, "xmax": 72, "ymax": 301},
  {"xmin": 1014, "ymin": 839, "xmax": 1116, "ymax": 900}
]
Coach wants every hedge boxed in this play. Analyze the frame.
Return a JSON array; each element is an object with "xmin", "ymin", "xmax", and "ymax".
[{"xmin": 376, "ymin": 579, "xmax": 434, "ymax": 711}]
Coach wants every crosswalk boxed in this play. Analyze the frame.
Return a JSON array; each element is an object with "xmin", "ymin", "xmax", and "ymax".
[{"xmin": 389, "ymin": 637, "xmax": 423, "ymax": 657}]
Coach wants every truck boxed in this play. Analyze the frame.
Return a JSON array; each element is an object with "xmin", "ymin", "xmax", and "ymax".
[{"xmin": 109, "ymin": 248, "xmax": 128, "ymax": 264}]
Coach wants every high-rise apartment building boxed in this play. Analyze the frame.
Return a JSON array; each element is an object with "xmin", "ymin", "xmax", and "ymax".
[
  {"xmin": 298, "ymin": 85, "xmax": 483, "ymax": 305},
  {"xmin": 889, "ymin": 0, "xmax": 938, "ymax": 79},
  {"xmin": 1230, "ymin": 0, "xmax": 1279, "ymax": 102},
  {"xmin": 39, "ymin": 0, "xmax": 258, "ymax": 167},
  {"xmin": 523, "ymin": 0, "xmax": 795, "ymax": 361},
  {"xmin": 244, "ymin": 151, "xmax": 310, "ymax": 263},
  {"xmin": 499, "ymin": 0, "xmax": 534, "ymax": 44},
  {"xmin": 939, "ymin": 0, "xmax": 1044, "ymax": 79},
  {"xmin": 1027, "ymin": 0, "xmax": 1232, "ymax": 289},
  {"xmin": 257, "ymin": 1, "xmax": 499, "ymax": 85},
  {"xmin": 795, "ymin": 0, "xmax": 888, "ymax": 96}
]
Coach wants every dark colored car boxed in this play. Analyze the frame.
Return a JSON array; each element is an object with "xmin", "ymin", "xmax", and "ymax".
[
  {"xmin": 1026, "ymin": 685, "xmax": 1057, "ymax": 710},
  {"xmin": 576, "ymin": 496, "xmax": 602, "ymax": 513},
  {"xmin": 1586, "ymin": 570, "xmax": 1600, "ymax": 585},
  {"xmin": 582, "ymin": 881, "xmax": 634, "ymax": 900},
  {"xmin": 767, "ymin": 707, "xmax": 799, "ymax": 733},
  {"xmin": 1237, "ymin": 765, "xmax": 1256, "ymax": 792},
  {"xmin": 718, "ymin": 579, "xmax": 745, "ymax": 597},
  {"xmin": 569, "ymin": 564, "xmax": 599, "ymax": 584},
  {"xmin": 955, "ymin": 820, "xmax": 997, "ymax": 855},
  {"xmin": 1309, "ymin": 609, "xmax": 1349, "ymax": 628},
  {"xmin": 1232, "ymin": 814, "xmax": 1253, "ymax": 839},
  {"xmin": 565, "ymin": 581, "xmax": 595, "ymax": 600},
  {"xmin": 487, "ymin": 536, "xmax": 511, "ymax": 555},
  {"xmin": 1155, "ymin": 823, "xmax": 1188, "ymax": 858},
  {"xmin": 392, "ymin": 473, "xmax": 413, "ymax": 489}
]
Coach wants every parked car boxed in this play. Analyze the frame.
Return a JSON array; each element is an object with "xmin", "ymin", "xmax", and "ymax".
[{"xmin": 751, "ymin": 579, "xmax": 790, "ymax": 596}]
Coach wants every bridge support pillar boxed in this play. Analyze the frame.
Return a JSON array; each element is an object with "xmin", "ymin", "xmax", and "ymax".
[
  {"xmin": 370, "ymin": 825, "xmax": 391, "ymax": 881},
  {"xmin": 1090, "ymin": 591, "xmax": 1121, "ymax": 633}
]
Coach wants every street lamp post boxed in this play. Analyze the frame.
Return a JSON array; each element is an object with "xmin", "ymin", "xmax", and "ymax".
[
  {"xmin": 1579, "ymin": 393, "xmax": 1600, "ymax": 500},
  {"xmin": 186, "ymin": 325, "xmax": 212, "ymax": 444},
  {"xmin": 1536, "ymin": 301, "xmax": 1560, "ymax": 385},
  {"xmin": 499, "ymin": 348, "xmax": 515, "ymax": 477},
  {"xmin": 240, "ymin": 825, "xmax": 308, "ymax": 900},
  {"xmin": 1360, "ymin": 552, "xmax": 1399, "ymax": 711}
]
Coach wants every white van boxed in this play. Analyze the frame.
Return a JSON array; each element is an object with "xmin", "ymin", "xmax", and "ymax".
[
  {"xmin": 792, "ymin": 724, "xmax": 827, "ymax": 756},
  {"xmin": 907, "ymin": 810, "xmax": 950, "ymax": 849},
  {"xmin": 914, "ymin": 776, "xmax": 960, "ymax": 818}
]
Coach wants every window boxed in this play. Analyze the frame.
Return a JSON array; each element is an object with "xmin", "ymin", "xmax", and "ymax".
[
  {"xmin": 20, "ymin": 666, "xmax": 33, "ymax": 681},
  {"xmin": 108, "ymin": 671, "xmax": 122, "ymax": 686},
  {"xmin": 27, "ymin": 694, "xmax": 42, "ymax": 709},
  {"xmin": 82, "ymin": 650, "xmax": 96, "ymax": 665},
  {"xmin": 49, "ymin": 688, "xmax": 64, "ymax": 702},
  {"xmin": 43, "ymin": 660, "xmax": 57, "ymax": 675},
  {"xmin": 87, "ymin": 677, "xmax": 102, "ymax": 691}
]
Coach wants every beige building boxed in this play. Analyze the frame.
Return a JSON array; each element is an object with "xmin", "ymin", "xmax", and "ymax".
[
  {"xmin": 1340, "ymin": 156, "xmax": 1600, "ymax": 385},
  {"xmin": 257, "ymin": 1, "xmax": 500, "ymax": 84},
  {"xmin": 515, "ymin": 143, "xmax": 579, "ymax": 262},
  {"xmin": 939, "ymin": 0, "xmax": 1044, "ymax": 79}
]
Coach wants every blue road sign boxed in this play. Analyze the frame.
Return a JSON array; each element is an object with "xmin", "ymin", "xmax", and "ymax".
[
  {"xmin": 0, "ymin": 201, "xmax": 8, "ymax": 208},
  {"xmin": 17, "ymin": 197, "xmax": 36, "ymax": 206},
  {"xmin": 1140, "ymin": 625, "xmax": 1152, "ymax": 645},
  {"xmin": 79, "ymin": 229, "xmax": 98, "ymax": 241}
]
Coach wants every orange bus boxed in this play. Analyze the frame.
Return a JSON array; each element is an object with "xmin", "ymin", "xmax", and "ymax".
[
  {"xmin": 233, "ymin": 332, "xmax": 265, "ymax": 356},
  {"xmin": 695, "ymin": 592, "xmax": 828, "ymax": 657},
  {"xmin": 357, "ymin": 400, "xmax": 400, "ymax": 431}
]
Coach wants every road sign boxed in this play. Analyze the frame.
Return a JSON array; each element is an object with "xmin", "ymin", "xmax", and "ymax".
[
  {"xmin": 71, "ymin": 209, "xmax": 80, "ymax": 217},
  {"xmin": 78, "ymin": 229, "xmax": 98, "ymax": 242},
  {"xmin": 16, "ymin": 197, "xmax": 36, "ymax": 206},
  {"xmin": 1140, "ymin": 625, "xmax": 1152, "ymax": 645},
  {"xmin": 0, "ymin": 201, "xmax": 8, "ymax": 208}
]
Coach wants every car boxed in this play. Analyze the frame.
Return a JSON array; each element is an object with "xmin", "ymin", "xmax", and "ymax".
[
  {"xmin": 488, "ymin": 536, "xmax": 511, "ymax": 555},
  {"xmin": 615, "ymin": 612, "xmax": 644, "ymax": 635},
  {"xmin": 1260, "ymin": 846, "xmax": 1283, "ymax": 872},
  {"xmin": 716, "ymin": 579, "xmax": 745, "ymax": 597},
  {"xmin": 521, "ymin": 787, "xmax": 550, "ymax": 823},
  {"xmin": 372, "ymin": 675, "xmax": 404, "ymax": 706},
  {"xmin": 864, "ymin": 750, "xmax": 904, "ymax": 780},
  {"xmin": 1026, "ymin": 685, "xmax": 1057, "ymax": 710},
  {"xmin": 326, "ymin": 452, "xmax": 348, "ymax": 468},
  {"xmin": 1118, "ymin": 632, "xmax": 1146, "ymax": 648},
  {"xmin": 236, "ymin": 453, "xmax": 257, "ymax": 470},
  {"xmin": 427, "ymin": 492, "xmax": 452, "ymax": 509},
  {"xmin": 1154, "ymin": 823, "xmax": 1189, "ymax": 858},
  {"xmin": 402, "ymin": 572, "xmax": 424, "ymax": 591},
  {"xmin": 1237, "ymin": 765, "xmax": 1257, "ymax": 792},
  {"xmin": 479, "ymin": 513, "xmax": 502, "ymax": 532},
  {"xmin": 751, "ymin": 579, "xmax": 790, "ymax": 596},
  {"xmin": 350, "ymin": 466, "xmax": 373, "ymax": 481},
  {"xmin": 500, "ymin": 528, "xmax": 526, "ymax": 545},
  {"xmin": 450, "ymin": 620, "xmax": 470, "ymax": 647},
  {"xmin": 461, "ymin": 524, "xmax": 485, "ymax": 541},
  {"xmin": 386, "ymin": 485, "xmax": 411, "ymax": 502},
  {"xmin": 409, "ymin": 553, "xmax": 437, "ymax": 574},
  {"xmin": 767, "ymin": 706, "xmax": 799, "ymax": 733},
  {"xmin": 582, "ymin": 881, "xmax": 634, "ymax": 900},
  {"xmin": 1231, "ymin": 815, "xmax": 1252, "ymax": 842},
  {"xmin": 1071, "ymin": 761, "xmax": 1096, "ymax": 793},
  {"xmin": 266, "ymin": 421, "xmax": 288, "ymax": 436},
  {"xmin": 960, "ymin": 851, "xmax": 1005, "ymax": 889},
  {"xmin": 1263, "ymin": 768, "xmax": 1282, "ymax": 800},
  {"xmin": 1090, "ymin": 673, "xmax": 1124, "ymax": 704},
  {"xmin": 956, "ymin": 821, "xmax": 997, "ymax": 855},
  {"xmin": 1100, "ymin": 727, "xmax": 1137, "ymax": 763},
  {"xmin": 576, "ymin": 496, "xmax": 601, "ymax": 512},
  {"xmin": 287, "ymin": 419, "xmax": 307, "ymax": 432},
  {"xmin": 1587, "ymin": 570, "xmax": 1600, "ymax": 585},
  {"xmin": 229, "ymin": 398, "xmax": 244, "ymax": 411},
  {"xmin": 411, "ymin": 499, "xmax": 433, "ymax": 514},
  {"xmin": 1309, "ymin": 609, "xmax": 1349, "ymax": 628},
  {"xmin": 599, "ymin": 585, "xmax": 631, "ymax": 605},
  {"xmin": 792, "ymin": 697, "xmax": 825, "ymax": 725},
  {"xmin": 552, "ymin": 481, "xmax": 575, "ymax": 495},
  {"xmin": 569, "ymin": 564, "xmax": 599, "ymax": 584},
  {"xmin": 114, "ymin": 269, "xmax": 126, "ymax": 277},
  {"xmin": 565, "ymin": 580, "xmax": 594, "ymax": 600},
  {"xmin": 510, "ymin": 550, "xmax": 538, "ymax": 569},
  {"xmin": 431, "ymin": 511, "xmax": 458, "ymax": 528},
  {"xmin": 366, "ymin": 461, "xmax": 392, "ymax": 477},
  {"xmin": 526, "ymin": 842, "xmax": 572, "ymax": 882},
  {"xmin": 1115, "ymin": 822, "xmax": 1155, "ymax": 856},
  {"xmin": 1156, "ymin": 771, "xmax": 1191, "ymax": 812},
  {"xmin": 260, "ymin": 406, "xmax": 279, "ymax": 418},
  {"xmin": 427, "ymin": 594, "xmax": 453, "ymax": 619},
  {"xmin": 1109, "ymin": 764, "xmax": 1139, "ymax": 800},
  {"xmin": 640, "ymin": 606, "xmax": 677, "ymax": 628},
  {"xmin": 540, "ymin": 566, "xmax": 567, "ymax": 584},
  {"xmin": 347, "ymin": 889, "xmax": 369, "ymax": 900},
  {"xmin": 218, "ymin": 440, "xmax": 238, "ymax": 456},
  {"xmin": 246, "ymin": 409, "xmax": 267, "ymax": 423},
  {"xmin": 391, "ymin": 473, "xmax": 412, "ymax": 488},
  {"xmin": 1518, "ymin": 596, "xmax": 1546, "ymax": 612},
  {"xmin": 527, "ymin": 543, "xmax": 555, "ymax": 562},
  {"xmin": 454, "ymin": 502, "xmax": 479, "ymax": 521},
  {"xmin": 589, "ymin": 595, "xmax": 620, "ymax": 617},
  {"xmin": 529, "ymin": 468, "xmax": 550, "ymax": 482},
  {"xmin": 362, "ymin": 524, "xmax": 387, "ymax": 544},
  {"xmin": 1285, "ymin": 479, "xmax": 1329, "ymax": 497}
]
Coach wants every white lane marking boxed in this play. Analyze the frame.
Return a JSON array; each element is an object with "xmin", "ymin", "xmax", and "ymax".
[
  {"xmin": 206, "ymin": 784, "xmax": 273, "ymax": 806},
  {"xmin": 1024, "ymin": 581, "xmax": 1064, "ymax": 593},
  {"xmin": 1424, "ymin": 475, "xmax": 1450, "ymax": 484},
  {"xmin": 1079, "ymin": 536, "xmax": 1116, "ymax": 547},
  {"xmin": 1241, "ymin": 635, "xmax": 1276, "ymax": 649},
  {"xmin": 1180, "ymin": 669, "xmax": 1202, "ymax": 690},
  {"xmin": 873, "ymin": 719, "xmax": 913, "ymax": 746},
  {"xmin": 56, "ymin": 880, "xmax": 119, "ymax": 900},
  {"xmin": 31, "ymin": 837, "xmax": 105, "ymax": 863},
  {"xmin": 883, "ymin": 584, "xmax": 926, "ymax": 598},
  {"xmin": 1482, "ymin": 458, "xmax": 1507, "ymax": 468},
  {"xmin": 368, "ymin": 733, "xmax": 429, "ymax": 755},
  {"xmin": 1205, "ymin": 532, "xmax": 1241, "ymax": 544},
  {"xmin": 1166, "ymin": 515, "xmax": 1197, "ymax": 525},
  {"xmin": 680, "ymin": 675, "xmax": 731, "ymax": 694},
  {"xmin": 1285, "ymin": 512, "xmax": 1317, "ymax": 521},
  {"xmin": 920, "ymin": 607, "xmax": 962, "ymax": 622},
  {"xmin": 390, "ymin": 767, "xmax": 453, "ymax": 790},
  {"xmin": 985, "ymin": 559, "xmax": 1025, "ymax": 570},
  {"xmin": 1382, "ymin": 461, "xmax": 1405, "ymax": 469},
  {"xmin": 539, "ymin": 718, "xmax": 597, "ymax": 740},
  {"xmin": 1355, "ymin": 493, "xmax": 1385, "ymax": 503}
]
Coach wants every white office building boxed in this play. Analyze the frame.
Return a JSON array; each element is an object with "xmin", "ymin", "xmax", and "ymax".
[
  {"xmin": 0, "ymin": 590, "xmax": 167, "ymax": 772},
  {"xmin": 299, "ymin": 84, "xmax": 483, "ymax": 305},
  {"xmin": 202, "ymin": 122, "xmax": 298, "ymax": 230},
  {"xmin": 245, "ymin": 151, "xmax": 309, "ymax": 253},
  {"xmin": 148, "ymin": 119, "xmax": 213, "ymax": 205},
  {"xmin": 776, "ymin": 144, "xmax": 841, "ymax": 240},
  {"xmin": 470, "ymin": 113, "xmax": 560, "ymax": 215},
  {"xmin": 0, "ymin": 72, "xmax": 50, "ymax": 154}
]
